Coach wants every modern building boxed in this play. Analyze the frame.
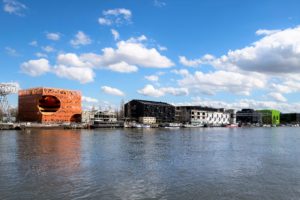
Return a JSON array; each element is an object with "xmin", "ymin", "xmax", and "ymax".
[
  {"xmin": 236, "ymin": 109, "xmax": 262, "ymax": 124},
  {"xmin": 18, "ymin": 87, "xmax": 82, "ymax": 123},
  {"xmin": 257, "ymin": 109, "xmax": 280, "ymax": 125},
  {"xmin": 280, "ymin": 113, "xmax": 300, "ymax": 124},
  {"xmin": 81, "ymin": 110, "xmax": 97, "ymax": 124},
  {"xmin": 124, "ymin": 99, "xmax": 175, "ymax": 123},
  {"xmin": 175, "ymin": 106, "xmax": 234, "ymax": 126}
]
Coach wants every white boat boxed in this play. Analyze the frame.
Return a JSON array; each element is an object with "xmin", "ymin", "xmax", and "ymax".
[
  {"xmin": 226, "ymin": 124, "xmax": 239, "ymax": 128},
  {"xmin": 164, "ymin": 123, "xmax": 182, "ymax": 128},
  {"xmin": 183, "ymin": 124, "xmax": 204, "ymax": 128}
]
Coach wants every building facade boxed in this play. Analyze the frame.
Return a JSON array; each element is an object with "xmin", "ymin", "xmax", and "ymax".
[
  {"xmin": 18, "ymin": 87, "xmax": 82, "ymax": 123},
  {"xmin": 175, "ymin": 106, "xmax": 233, "ymax": 126},
  {"xmin": 236, "ymin": 109, "xmax": 262, "ymax": 124},
  {"xmin": 280, "ymin": 113, "xmax": 300, "ymax": 124},
  {"xmin": 124, "ymin": 99, "xmax": 175, "ymax": 123},
  {"xmin": 257, "ymin": 110, "xmax": 280, "ymax": 125}
]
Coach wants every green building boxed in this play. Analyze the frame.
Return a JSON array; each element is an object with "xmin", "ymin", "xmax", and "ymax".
[{"xmin": 257, "ymin": 110, "xmax": 280, "ymax": 125}]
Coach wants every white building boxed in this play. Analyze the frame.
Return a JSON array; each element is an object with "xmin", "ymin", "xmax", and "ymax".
[
  {"xmin": 82, "ymin": 110, "xmax": 117, "ymax": 124},
  {"xmin": 176, "ymin": 106, "xmax": 235, "ymax": 126},
  {"xmin": 190, "ymin": 110, "xmax": 230, "ymax": 126}
]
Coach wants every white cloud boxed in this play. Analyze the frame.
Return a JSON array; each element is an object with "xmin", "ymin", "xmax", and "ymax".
[
  {"xmin": 70, "ymin": 31, "xmax": 92, "ymax": 47},
  {"xmin": 182, "ymin": 26, "xmax": 300, "ymax": 74},
  {"xmin": 178, "ymin": 70, "xmax": 266, "ymax": 96},
  {"xmin": 42, "ymin": 46, "xmax": 55, "ymax": 53},
  {"xmin": 171, "ymin": 69, "xmax": 190, "ymax": 76},
  {"xmin": 57, "ymin": 53, "xmax": 92, "ymax": 68},
  {"xmin": 111, "ymin": 29, "xmax": 120, "ymax": 40},
  {"xmin": 29, "ymin": 40, "xmax": 38, "ymax": 47},
  {"xmin": 127, "ymin": 35, "xmax": 147, "ymax": 43},
  {"xmin": 3, "ymin": 0, "xmax": 26, "ymax": 16},
  {"xmin": 35, "ymin": 52, "xmax": 48, "ymax": 58},
  {"xmin": 80, "ymin": 36, "xmax": 174, "ymax": 68},
  {"xmin": 46, "ymin": 32, "xmax": 61, "ymax": 41},
  {"xmin": 82, "ymin": 96, "xmax": 98, "ymax": 103},
  {"xmin": 53, "ymin": 65, "xmax": 94, "ymax": 84},
  {"xmin": 255, "ymin": 29, "xmax": 280, "ymax": 36},
  {"xmin": 98, "ymin": 18, "xmax": 112, "ymax": 25},
  {"xmin": 101, "ymin": 86, "xmax": 125, "ymax": 96},
  {"xmin": 5, "ymin": 47, "xmax": 19, "ymax": 56},
  {"xmin": 267, "ymin": 92, "xmax": 287, "ymax": 102},
  {"xmin": 154, "ymin": 0, "xmax": 166, "ymax": 7},
  {"xmin": 98, "ymin": 8, "xmax": 132, "ymax": 26},
  {"xmin": 20, "ymin": 58, "xmax": 51, "ymax": 76},
  {"xmin": 138, "ymin": 84, "xmax": 164, "ymax": 97},
  {"xmin": 108, "ymin": 61, "xmax": 138, "ymax": 73},
  {"xmin": 138, "ymin": 84, "xmax": 188, "ymax": 97},
  {"xmin": 158, "ymin": 45, "xmax": 167, "ymax": 51},
  {"xmin": 179, "ymin": 54, "xmax": 215, "ymax": 67},
  {"xmin": 145, "ymin": 75, "xmax": 159, "ymax": 82}
]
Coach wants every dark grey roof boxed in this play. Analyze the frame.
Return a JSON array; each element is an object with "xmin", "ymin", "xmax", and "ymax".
[{"xmin": 128, "ymin": 99, "xmax": 173, "ymax": 106}]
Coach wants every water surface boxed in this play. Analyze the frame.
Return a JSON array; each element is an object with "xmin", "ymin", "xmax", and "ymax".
[{"xmin": 1, "ymin": 128, "xmax": 300, "ymax": 200}]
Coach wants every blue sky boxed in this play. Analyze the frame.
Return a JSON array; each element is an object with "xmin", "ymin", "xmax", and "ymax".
[{"xmin": 1, "ymin": 0, "xmax": 300, "ymax": 112}]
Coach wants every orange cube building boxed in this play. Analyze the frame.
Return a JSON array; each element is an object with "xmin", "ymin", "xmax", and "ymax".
[{"xmin": 18, "ymin": 87, "xmax": 82, "ymax": 123}]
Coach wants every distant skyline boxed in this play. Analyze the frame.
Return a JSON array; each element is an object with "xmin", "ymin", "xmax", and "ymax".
[{"xmin": 1, "ymin": 0, "xmax": 300, "ymax": 112}]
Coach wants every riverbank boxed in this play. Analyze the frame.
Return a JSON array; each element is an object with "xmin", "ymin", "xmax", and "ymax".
[{"xmin": 1, "ymin": 122, "xmax": 300, "ymax": 131}]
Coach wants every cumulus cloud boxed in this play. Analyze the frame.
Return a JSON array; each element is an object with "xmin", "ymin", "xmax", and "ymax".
[
  {"xmin": 98, "ymin": 8, "xmax": 132, "ymax": 26},
  {"xmin": 158, "ymin": 45, "xmax": 167, "ymax": 51},
  {"xmin": 53, "ymin": 65, "xmax": 94, "ymax": 84},
  {"xmin": 42, "ymin": 46, "xmax": 55, "ymax": 53},
  {"xmin": 57, "ymin": 53, "xmax": 92, "ymax": 68},
  {"xmin": 80, "ymin": 36, "xmax": 174, "ymax": 68},
  {"xmin": 171, "ymin": 69, "xmax": 190, "ymax": 76},
  {"xmin": 145, "ymin": 75, "xmax": 159, "ymax": 82},
  {"xmin": 3, "ymin": 0, "xmax": 26, "ymax": 16},
  {"xmin": 70, "ymin": 31, "xmax": 92, "ymax": 47},
  {"xmin": 101, "ymin": 86, "xmax": 125, "ymax": 96},
  {"xmin": 46, "ymin": 32, "xmax": 61, "ymax": 41},
  {"xmin": 108, "ymin": 61, "xmax": 138, "ymax": 73},
  {"xmin": 267, "ymin": 92, "xmax": 287, "ymax": 102},
  {"xmin": 82, "ymin": 96, "xmax": 98, "ymax": 103},
  {"xmin": 154, "ymin": 0, "xmax": 166, "ymax": 7},
  {"xmin": 181, "ymin": 26, "xmax": 300, "ymax": 74},
  {"xmin": 35, "ymin": 52, "xmax": 48, "ymax": 58},
  {"xmin": 138, "ymin": 84, "xmax": 188, "ymax": 97},
  {"xmin": 29, "ymin": 40, "xmax": 38, "ymax": 47},
  {"xmin": 177, "ymin": 70, "xmax": 266, "ymax": 96},
  {"xmin": 5, "ymin": 47, "xmax": 19, "ymax": 56},
  {"xmin": 179, "ymin": 54, "xmax": 215, "ymax": 67},
  {"xmin": 255, "ymin": 29, "xmax": 280, "ymax": 36},
  {"xmin": 111, "ymin": 29, "xmax": 120, "ymax": 40},
  {"xmin": 20, "ymin": 58, "xmax": 51, "ymax": 76}
]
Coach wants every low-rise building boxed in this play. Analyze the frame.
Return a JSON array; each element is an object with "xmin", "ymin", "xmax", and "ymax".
[
  {"xmin": 81, "ymin": 110, "xmax": 97, "ymax": 124},
  {"xmin": 236, "ymin": 109, "xmax": 262, "ymax": 124},
  {"xmin": 125, "ymin": 99, "xmax": 175, "ymax": 123},
  {"xmin": 280, "ymin": 113, "xmax": 300, "ymax": 124},
  {"xmin": 175, "ymin": 106, "xmax": 233, "ymax": 126},
  {"xmin": 257, "ymin": 109, "xmax": 280, "ymax": 125}
]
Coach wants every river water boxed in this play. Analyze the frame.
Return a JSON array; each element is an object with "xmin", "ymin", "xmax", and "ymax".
[{"xmin": 1, "ymin": 127, "xmax": 300, "ymax": 200}]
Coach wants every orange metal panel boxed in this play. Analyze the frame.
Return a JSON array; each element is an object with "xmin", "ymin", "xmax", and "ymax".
[{"xmin": 18, "ymin": 87, "xmax": 82, "ymax": 123}]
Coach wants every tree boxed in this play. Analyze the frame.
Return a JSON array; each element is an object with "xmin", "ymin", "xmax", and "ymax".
[
  {"xmin": 118, "ymin": 99, "xmax": 125, "ymax": 120},
  {"xmin": 0, "ymin": 108, "xmax": 3, "ymax": 122}
]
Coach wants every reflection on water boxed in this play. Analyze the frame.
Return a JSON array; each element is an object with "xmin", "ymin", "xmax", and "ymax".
[{"xmin": 1, "ymin": 128, "xmax": 300, "ymax": 199}]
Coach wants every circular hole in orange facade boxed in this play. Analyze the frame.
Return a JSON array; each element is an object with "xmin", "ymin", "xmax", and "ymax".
[{"xmin": 38, "ymin": 95, "xmax": 61, "ymax": 115}]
